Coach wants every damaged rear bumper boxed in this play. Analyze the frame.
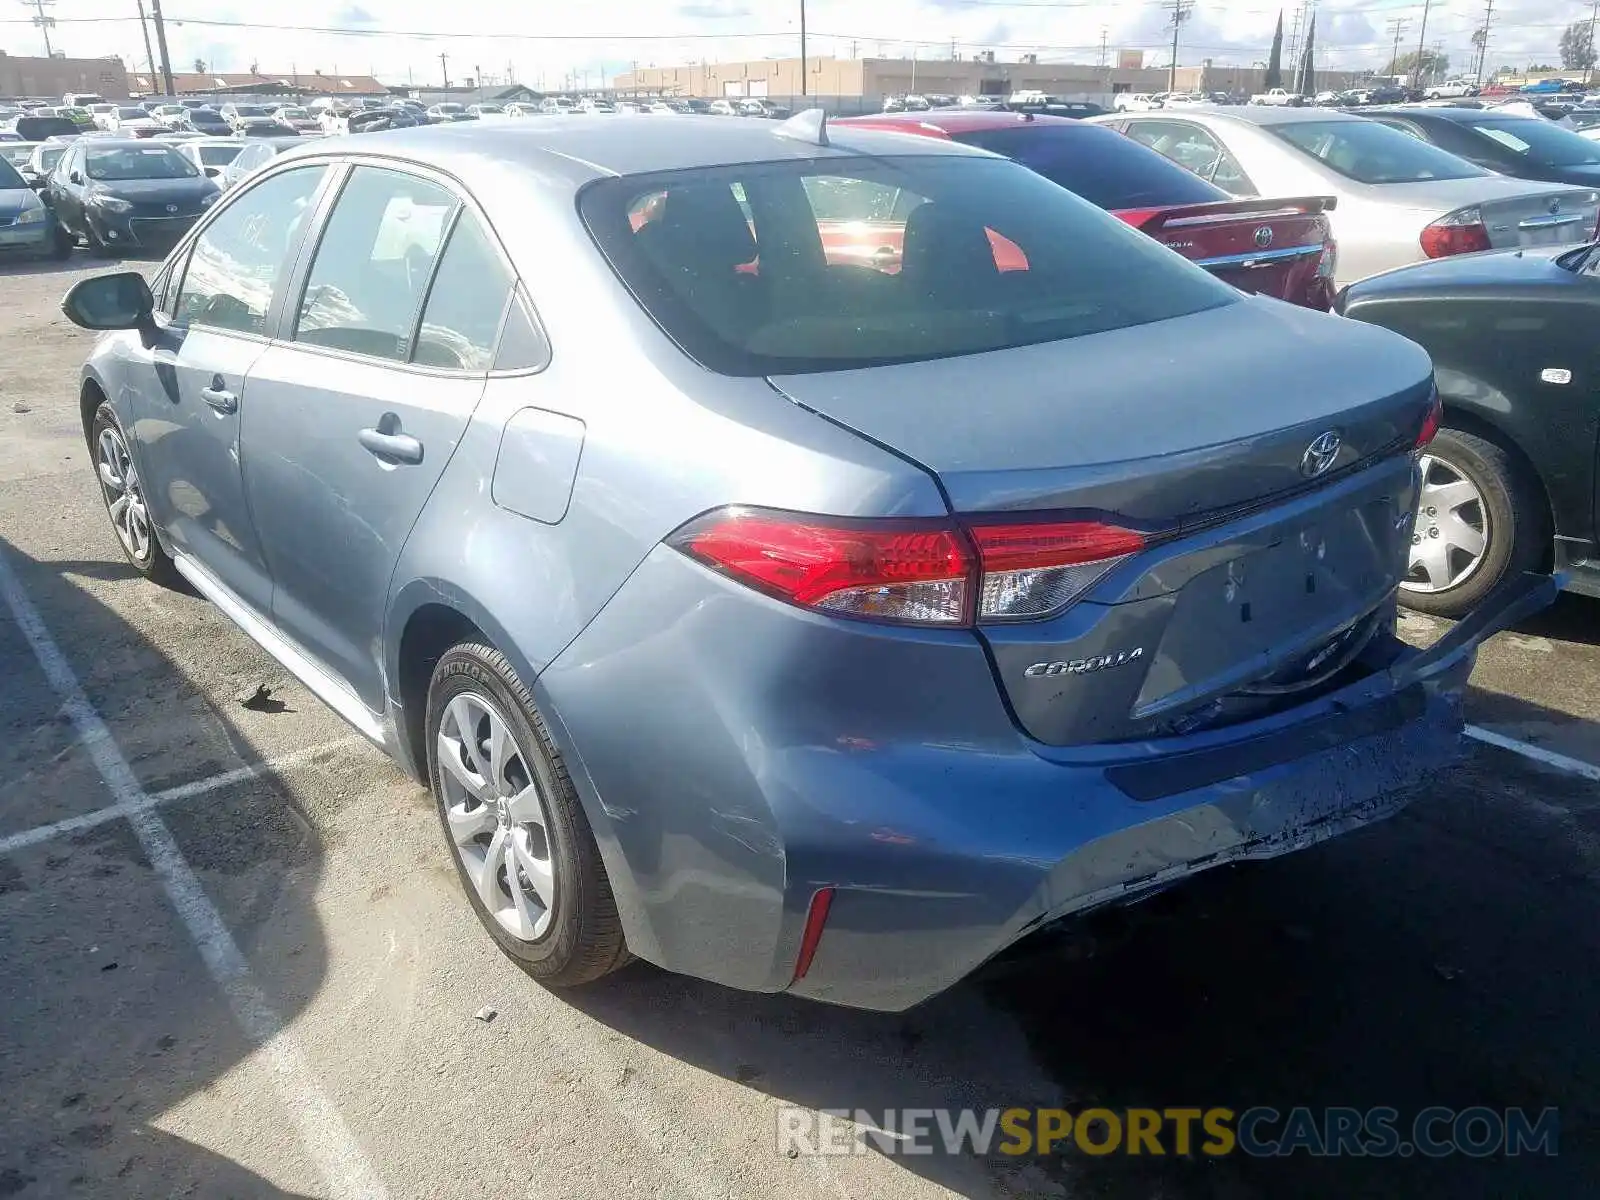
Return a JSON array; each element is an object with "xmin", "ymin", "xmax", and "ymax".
[{"xmin": 785, "ymin": 572, "xmax": 1557, "ymax": 1011}]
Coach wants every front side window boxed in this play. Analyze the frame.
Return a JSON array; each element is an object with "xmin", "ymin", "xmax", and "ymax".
[
  {"xmin": 294, "ymin": 167, "xmax": 457, "ymax": 362},
  {"xmin": 1268, "ymin": 119, "xmax": 1487, "ymax": 184},
  {"xmin": 583, "ymin": 154, "xmax": 1237, "ymax": 375},
  {"xmin": 411, "ymin": 210, "xmax": 514, "ymax": 371},
  {"xmin": 175, "ymin": 166, "xmax": 326, "ymax": 335}
]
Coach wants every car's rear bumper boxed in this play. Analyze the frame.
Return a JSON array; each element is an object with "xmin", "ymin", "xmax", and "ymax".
[{"xmin": 537, "ymin": 547, "xmax": 1555, "ymax": 1011}]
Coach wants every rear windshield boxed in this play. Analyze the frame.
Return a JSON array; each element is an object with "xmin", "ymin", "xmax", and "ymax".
[
  {"xmin": 1468, "ymin": 118, "xmax": 1600, "ymax": 166},
  {"xmin": 1269, "ymin": 119, "xmax": 1487, "ymax": 184},
  {"xmin": 581, "ymin": 154, "xmax": 1237, "ymax": 375},
  {"xmin": 115, "ymin": 108, "xmax": 146, "ymax": 120},
  {"xmin": 950, "ymin": 125, "xmax": 1224, "ymax": 209},
  {"xmin": 198, "ymin": 144, "xmax": 243, "ymax": 166}
]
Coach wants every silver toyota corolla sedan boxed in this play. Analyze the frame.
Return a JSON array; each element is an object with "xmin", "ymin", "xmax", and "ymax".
[
  {"xmin": 61, "ymin": 115, "xmax": 1553, "ymax": 1011},
  {"xmin": 1088, "ymin": 106, "xmax": 1600, "ymax": 285}
]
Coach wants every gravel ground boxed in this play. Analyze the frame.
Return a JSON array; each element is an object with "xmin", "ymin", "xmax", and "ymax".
[{"xmin": 1, "ymin": 253, "xmax": 1597, "ymax": 1200}]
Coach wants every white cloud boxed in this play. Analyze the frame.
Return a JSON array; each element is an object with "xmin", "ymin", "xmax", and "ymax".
[{"xmin": 25, "ymin": 0, "xmax": 1600, "ymax": 86}]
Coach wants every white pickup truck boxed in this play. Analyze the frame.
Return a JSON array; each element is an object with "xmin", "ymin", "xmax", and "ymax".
[
  {"xmin": 1250, "ymin": 87, "xmax": 1299, "ymax": 106},
  {"xmin": 1424, "ymin": 78, "xmax": 1478, "ymax": 99}
]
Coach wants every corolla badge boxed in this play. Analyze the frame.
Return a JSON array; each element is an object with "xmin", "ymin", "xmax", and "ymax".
[
  {"xmin": 1025, "ymin": 648, "xmax": 1144, "ymax": 678},
  {"xmin": 1253, "ymin": 225, "xmax": 1274, "ymax": 248},
  {"xmin": 1300, "ymin": 430, "xmax": 1342, "ymax": 478},
  {"xmin": 1550, "ymin": 198, "xmax": 1562, "ymax": 214}
]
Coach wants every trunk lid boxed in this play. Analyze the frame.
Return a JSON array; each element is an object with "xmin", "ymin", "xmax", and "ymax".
[
  {"xmin": 1382, "ymin": 176, "xmax": 1600, "ymax": 250},
  {"xmin": 1115, "ymin": 195, "xmax": 1334, "ymax": 309},
  {"xmin": 769, "ymin": 298, "xmax": 1434, "ymax": 745}
]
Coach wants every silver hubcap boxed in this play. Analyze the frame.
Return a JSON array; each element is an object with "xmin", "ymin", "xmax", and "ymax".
[
  {"xmin": 1403, "ymin": 453, "xmax": 1490, "ymax": 594},
  {"xmin": 97, "ymin": 425, "xmax": 152, "ymax": 562},
  {"xmin": 436, "ymin": 693, "xmax": 556, "ymax": 941}
]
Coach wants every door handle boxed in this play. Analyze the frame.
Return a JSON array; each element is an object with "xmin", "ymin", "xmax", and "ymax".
[
  {"xmin": 199, "ymin": 381, "xmax": 237, "ymax": 414},
  {"xmin": 358, "ymin": 427, "xmax": 424, "ymax": 465}
]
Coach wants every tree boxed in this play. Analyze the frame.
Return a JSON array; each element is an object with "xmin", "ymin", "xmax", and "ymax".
[
  {"xmin": 193, "ymin": 58, "xmax": 207, "ymax": 74},
  {"xmin": 1560, "ymin": 20, "xmax": 1595, "ymax": 71},
  {"xmin": 1264, "ymin": 10, "xmax": 1284, "ymax": 90},
  {"xmin": 1389, "ymin": 49, "xmax": 1449, "ymax": 80}
]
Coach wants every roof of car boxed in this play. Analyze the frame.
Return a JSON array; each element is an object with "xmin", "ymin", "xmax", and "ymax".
[
  {"xmin": 1382, "ymin": 105, "xmax": 1524, "ymax": 122},
  {"xmin": 835, "ymin": 110, "xmax": 1088, "ymax": 135},
  {"xmin": 289, "ymin": 113, "xmax": 990, "ymax": 180},
  {"xmin": 1129, "ymin": 104, "xmax": 1369, "ymax": 128}
]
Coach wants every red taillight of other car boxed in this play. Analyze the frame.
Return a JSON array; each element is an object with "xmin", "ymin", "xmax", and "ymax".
[
  {"xmin": 1420, "ymin": 207, "xmax": 1492, "ymax": 259},
  {"xmin": 669, "ymin": 507, "xmax": 1146, "ymax": 627},
  {"xmin": 1415, "ymin": 389, "xmax": 1443, "ymax": 451}
]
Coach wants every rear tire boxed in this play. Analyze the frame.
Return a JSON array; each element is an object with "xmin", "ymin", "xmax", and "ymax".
[
  {"xmin": 1400, "ymin": 427, "xmax": 1546, "ymax": 618},
  {"xmin": 425, "ymin": 642, "xmax": 629, "ymax": 987}
]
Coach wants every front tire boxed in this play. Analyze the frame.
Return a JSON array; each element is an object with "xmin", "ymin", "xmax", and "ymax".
[
  {"xmin": 425, "ymin": 642, "xmax": 628, "ymax": 987},
  {"xmin": 90, "ymin": 403, "xmax": 178, "ymax": 586},
  {"xmin": 1400, "ymin": 427, "xmax": 1547, "ymax": 618}
]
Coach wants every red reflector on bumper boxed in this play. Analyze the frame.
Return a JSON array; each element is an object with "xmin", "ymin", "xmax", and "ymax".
[{"xmin": 792, "ymin": 886, "xmax": 835, "ymax": 981}]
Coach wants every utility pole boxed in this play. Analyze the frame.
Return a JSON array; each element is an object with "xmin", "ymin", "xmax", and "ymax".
[
  {"xmin": 1412, "ymin": 0, "xmax": 1432, "ymax": 89},
  {"xmin": 22, "ymin": 0, "xmax": 55, "ymax": 57},
  {"xmin": 1385, "ymin": 16, "xmax": 1409, "ymax": 77},
  {"xmin": 148, "ymin": 0, "xmax": 175, "ymax": 95},
  {"xmin": 1586, "ymin": 0, "xmax": 1598, "ymax": 86},
  {"xmin": 1286, "ymin": 4, "xmax": 1304, "ymax": 78},
  {"xmin": 439, "ymin": 51, "xmax": 450, "ymax": 89},
  {"xmin": 799, "ymin": 0, "xmax": 808, "ymax": 97},
  {"xmin": 1473, "ymin": 0, "xmax": 1493, "ymax": 84},
  {"xmin": 1162, "ymin": 0, "xmax": 1193, "ymax": 95},
  {"xmin": 134, "ymin": 0, "xmax": 157, "ymax": 89}
]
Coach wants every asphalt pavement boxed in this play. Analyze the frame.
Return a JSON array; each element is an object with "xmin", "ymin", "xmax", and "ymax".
[{"xmin": 1, "ymin": 254, "xmax": 1597, "ymax": 1200}]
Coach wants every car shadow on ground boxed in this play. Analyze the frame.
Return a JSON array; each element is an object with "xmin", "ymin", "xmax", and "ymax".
[
  {"xmin": 0, "ymin": 535, "xmax": 322, "ymax": 1198},
  {"xmin": 563, "ymin": 701, "xmax": 1600, "ymax": 1200},
  {"xmin": 1512, "ymin": 591, "xmax": 1600, "ymax": 648}
]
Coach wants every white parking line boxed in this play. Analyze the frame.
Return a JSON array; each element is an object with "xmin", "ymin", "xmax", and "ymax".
[
  {"xmin": 0, "ymin": 548, "xmax": 389, "ymax": 1200},
  {"xmin": 0, "ymin": 738, "xmax": 360, "ymax": 857},
  {"xmin": 1465, "ymin": 724, "xmax": 1600, "ymax": 783}
]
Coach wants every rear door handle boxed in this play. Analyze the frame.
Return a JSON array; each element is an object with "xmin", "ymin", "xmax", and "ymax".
[
  {"xmin": 199, "ymin": 381, "xmax": 237, "ymax": 414},
  {"xmin": 358, "ymin": 427, "xmax": 424, "ymax": 465}
]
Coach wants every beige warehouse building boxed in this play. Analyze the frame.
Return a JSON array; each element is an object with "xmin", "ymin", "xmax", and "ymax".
[
  {"xmin": 615, "ymin": 55, "xmax": 1370, "ymax": 106},
  {"xmin": 0, "ymin": 49, "xmax": 130, "ymax": 99}
]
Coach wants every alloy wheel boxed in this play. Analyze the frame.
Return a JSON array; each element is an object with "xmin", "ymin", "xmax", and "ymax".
[
  {"xmin": 1403, "ymin": 453, "xmax": 1490, "ymax": 594},
  {"xmin": 436, "ymin": 692, "xmax": 556, "ymax": 941},
  {"xmin": 96, "ymin": 424, "xmax": 152, "ymax": 562}
]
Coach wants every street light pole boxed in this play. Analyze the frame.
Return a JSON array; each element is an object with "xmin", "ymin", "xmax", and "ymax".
[{"xmin": 800, "ymin": 0, "xmax": 807, "ymax": 98}]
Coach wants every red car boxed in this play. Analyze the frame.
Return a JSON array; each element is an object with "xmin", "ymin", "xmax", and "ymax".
[{"xmin": 833, "ymin": 110, "xmax": 1338, "ymax": 310}]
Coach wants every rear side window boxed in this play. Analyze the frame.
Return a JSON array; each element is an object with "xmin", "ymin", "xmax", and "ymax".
[
  {"xmin": 411, "ymin": 210, "xmax": 514, "ymax": 371},
  {"xmin": 581, "ymin": 155, "xmax": 1236, "ymax": 376},
  {"xmin": 294, "ymin": 167, "xmax": 457, "ymax": 362},
  {"xmin": 174, "ymin": 166, "xmax": 326, "ymax": 335},
  {"xmin": 955, "ymin": 124, "xmax": 1226, "ymax": 208},
  {"xmin": 1268, "ymin": 119, "xmax": 1487, "ymax": 184}
]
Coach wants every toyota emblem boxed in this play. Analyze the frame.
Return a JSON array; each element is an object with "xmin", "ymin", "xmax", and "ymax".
[
  {"xmin": 165, "ymin": 203, "xmax": 178, "ymax": 213},
  {"xmin": 1300, "ymin": 430, "xmax": 1342, "ymax": 478},
  {"xmin": 1253, "ymin": 225, "xmax": 1274, "ymax": 248}
]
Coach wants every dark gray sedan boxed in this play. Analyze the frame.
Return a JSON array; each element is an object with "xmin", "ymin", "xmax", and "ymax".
[{"xmin": 60, "ymin": 116, "xmax": 1551, "ymax": 1011}]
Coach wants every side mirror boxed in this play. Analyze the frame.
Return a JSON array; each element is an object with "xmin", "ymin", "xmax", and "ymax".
[
  {"xmin": 69, "ymin": 170, "xmax": 83, "ymax": 185},
  {"xmin": 61, "ymin": 272, "xmax": 155, "ymax": 332},
  {"xmin": 23, "ymin": 171, "xmax": 45, "ymax": 190}
]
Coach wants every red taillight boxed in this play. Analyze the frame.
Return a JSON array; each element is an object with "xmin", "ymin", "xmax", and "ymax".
[
  {"xmin": 1415, "ymin": 390, "xmax": 1443, "ymax": 450},
  {"xmin": 1420, "ymin": 207, "xmax": 1492, "ymax": 259},
  {"xmin": 670, "ymin": 509, "xmax": 974, "ymax": 625},
  {"xmin": 792, "ymin": 886, "xmax": 834, "ymax": 982},
  {"xmin": 669, "ymin": 507, "xmax": 1146, "ymax": 626}
]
